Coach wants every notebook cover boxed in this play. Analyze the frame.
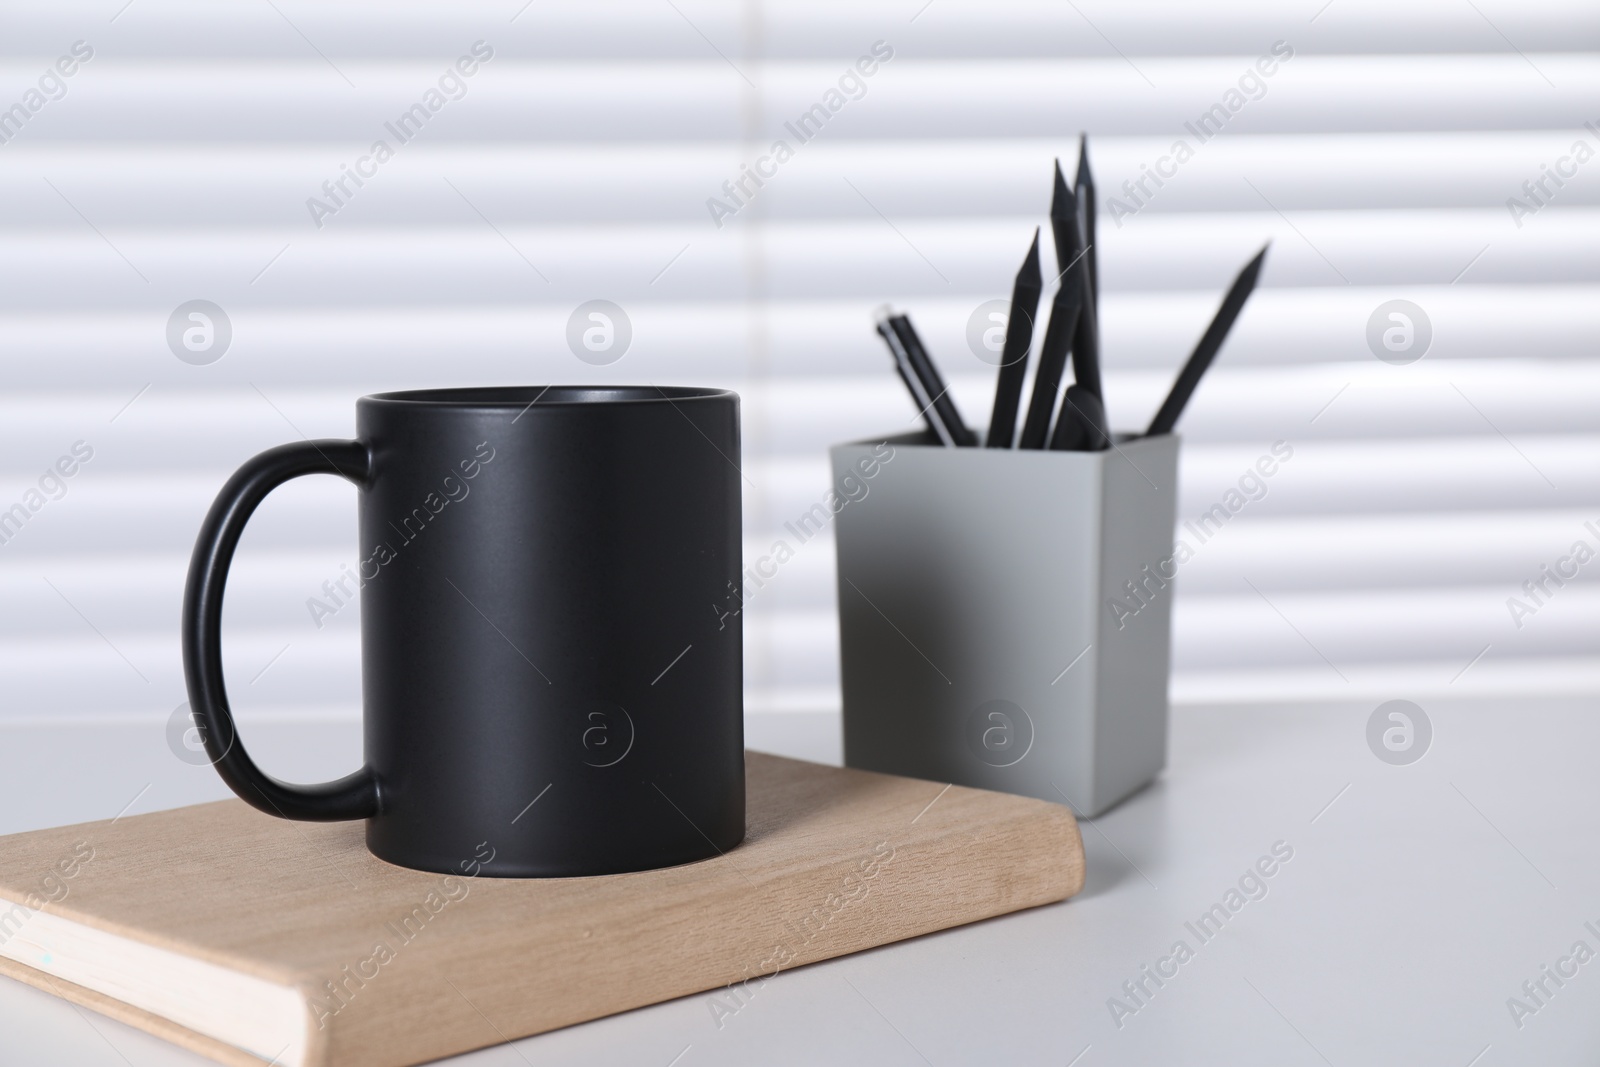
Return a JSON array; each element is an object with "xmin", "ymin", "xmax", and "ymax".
[{"xmin": 0, "ymin": 751, "xmax": 1084, "ymax": 1067}]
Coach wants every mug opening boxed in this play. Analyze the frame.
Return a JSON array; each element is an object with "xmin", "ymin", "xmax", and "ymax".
[{"xmin": 363, "ymin": 386, "xmax": 733, "ymax": 407}]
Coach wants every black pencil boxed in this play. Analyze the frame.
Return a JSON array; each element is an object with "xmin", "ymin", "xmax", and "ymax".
[
  {"xmin": 1016, "ymin": 275, "xmax": 1082, "ymax": 450},
  {"xmin": 1076, "ymin": 134, "xmax": 1098, "ymax": 316},
  {"xmin": 1145, "ymin": 244, "xmax": 1269, "ymax": 437},
  {"xmin": 1047, "ymin": 159, "xmax": 1078, "ymax": 284},
  {"xmin": 1071, "ymin": 135, "xmax": 1102, "ymax": 401},
  {"xmin": 875, "ymin": 312, "xmax": 954, "ymax": 446},
  {"xmin": 1017, "ymin": 166, "xmax": 1084, "ymax": 449},
  {"xmin": 1048, "ymin": 384, "xmax": 1110, "ymax": 452},
  {"xmin": 985, "ymin": 229, "xmax": 1042, "ymax": 448},
  {"xmin": 889, "ymin": 312, "xmax": 978, "ymax": 447},
  {"xmin": 1070, "ymin": 274, "xmax": 1102, "ymax": 402}
]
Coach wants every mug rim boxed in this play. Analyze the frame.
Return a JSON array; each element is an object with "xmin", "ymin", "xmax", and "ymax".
[{"xmin": 362, "ymin": 385, "xmax": 736, "ymax": 408}]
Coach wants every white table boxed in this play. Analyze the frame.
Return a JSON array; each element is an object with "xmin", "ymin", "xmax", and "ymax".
[{"xmin": 3, "ymin": 701, "xmax": 1596, "ymax": 1065}]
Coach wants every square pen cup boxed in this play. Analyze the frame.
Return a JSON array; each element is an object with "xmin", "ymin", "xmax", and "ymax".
[{"xmin": 831, "ymin": 430, "xmax": 1180, "ymax": 818}]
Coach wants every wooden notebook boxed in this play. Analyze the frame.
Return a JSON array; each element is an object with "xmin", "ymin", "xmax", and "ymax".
[{"xmin": 0, "ymin": 752, "xmax": 1083, "ymax": 1067}]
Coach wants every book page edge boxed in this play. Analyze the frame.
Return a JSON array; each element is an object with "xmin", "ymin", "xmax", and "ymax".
[{"xmin": 0, "ymin": 895, "xmax": 310, "ymax": 1067}]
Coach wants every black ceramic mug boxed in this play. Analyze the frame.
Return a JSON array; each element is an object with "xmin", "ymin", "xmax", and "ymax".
[{"xmin": 181, "ymin": 386, "xmax": 745, "ymax": 877}]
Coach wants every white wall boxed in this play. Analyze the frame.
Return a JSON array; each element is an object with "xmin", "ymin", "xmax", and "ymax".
[{"xmin": 0, "ymin": 1, "xmax": 1595, "ymax": 740}]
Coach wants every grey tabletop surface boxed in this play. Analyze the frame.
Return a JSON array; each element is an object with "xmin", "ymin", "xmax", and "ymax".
[{"xmin": 1, "ymin": 700, "xmax": 1596, "ymax": 1066}]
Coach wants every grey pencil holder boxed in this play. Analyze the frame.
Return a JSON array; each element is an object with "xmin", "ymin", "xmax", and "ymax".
[{"xmin": 831, "ymin": 431, "xmax": 1180, "ymax": 818}]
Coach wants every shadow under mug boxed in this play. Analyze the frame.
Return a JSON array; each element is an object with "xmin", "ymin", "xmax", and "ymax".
[{"xmin": 181, "ymin": 386, "xmax": 745, "ymax": 877}]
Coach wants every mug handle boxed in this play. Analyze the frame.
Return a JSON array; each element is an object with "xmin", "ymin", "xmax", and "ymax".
[{"xmin": 181, "ymin": 440, "xmax": 381, "ymax": 821}]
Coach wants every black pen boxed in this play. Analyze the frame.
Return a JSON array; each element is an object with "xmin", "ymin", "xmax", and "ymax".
[
  {"xmin": 985, "ymin": 229, "xmax": 1042, "ymax": 449},
  {"xmin": 888, "ymin": 312, "xmax": 978, "ymax": 447},
  {"xmin": 1071, "ymin": 136, "xmax": 1102, "ymax": 402},
  {"xmin": 875, "ymin": 308, "xmax": 955, "ymax": 446},
  {"xmin": 1048, "ymin": 384, "xmax": 1110, "ymax": 452},
  {"xmin": 1145, "ymin": 244, "xmax": 1269, "ymax": 437}
]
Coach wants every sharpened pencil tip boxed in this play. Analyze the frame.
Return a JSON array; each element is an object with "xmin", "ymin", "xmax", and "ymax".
[
  {"xmin": 1019, "ymin": 227, "xmax": 1042, "ymax": 282},
  {"xmin": 1051, "ymin": 161, "xmax": 1071, "ymax": 216}
]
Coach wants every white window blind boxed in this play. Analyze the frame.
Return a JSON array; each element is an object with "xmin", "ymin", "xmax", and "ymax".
[{"xmin": 0, "ymin": 1, "xmax": 1595, "ymax": 738}]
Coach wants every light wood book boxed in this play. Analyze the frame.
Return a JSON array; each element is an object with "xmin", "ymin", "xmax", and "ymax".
[{"xmin": 0, "ymin": 752, "xmax": 1083, "ymax": 1067}]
